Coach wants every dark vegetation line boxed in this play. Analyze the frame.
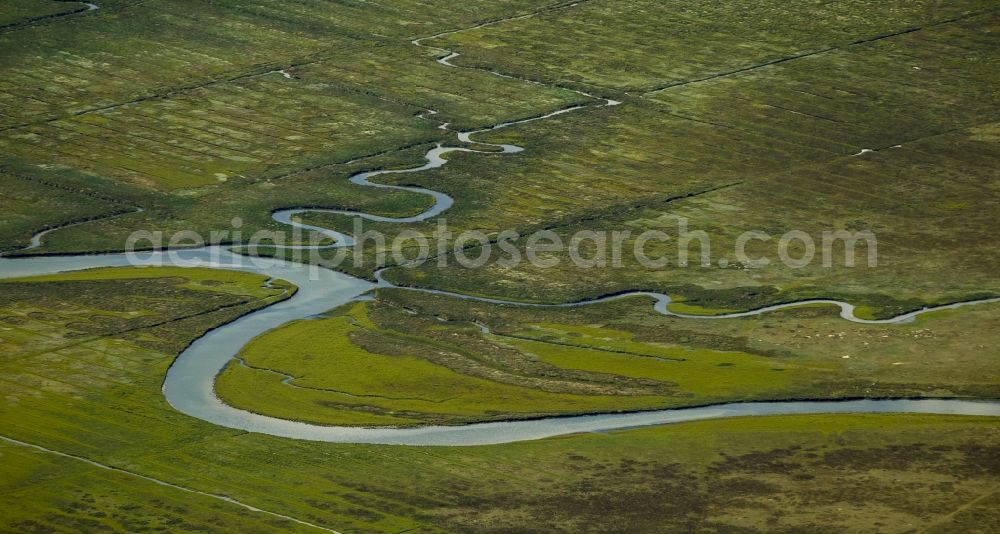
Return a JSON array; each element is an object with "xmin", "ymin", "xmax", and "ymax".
[
  {"xmin": 0, "ymin": 172, "xmax": 145, "ymax": 257},
  {"xmin": 341, "ymin": 312, "xmax": 658, "ymax": 395},
  {"xmin": 0, "ymin": 434, "xmax": 342, "ymax": 533},
  {"xmin": 1, "ymin": 0, "xmax": 606, "ymax": 253},
  {"xmin": 486, "ymin": 330, "xmax": 688, "ymax": 362},
  {"xmin": 639, "ymin": 118, "xmax": 995, "ymax": 262},
  {"xmin": 0, "ymin": 208, "xmax": 136, "ymax": 256},
  {"xmin": 735, "ymin": 120, "xmax": 993, "ymax": 256},
  {"xmin": 0, "ymin": 0, "xmax": 160, "ymax": 34},
  {"xmin": 413, "ymin": 312, "xmax": 687, "ymax": 362},
  {"xmin": 0, "ymin": 3, "xmax": 400, "ymax": 135},
  {"xmin": 93, "ymin": 290, "xmax": 292, "ymax": 339},
  {"xmin": 0, "ymin": 289, "xmax": 290, "ymax": 364},
  {"xmin": 0, "ymin": 45, "xmax": 390, "ymax": 135},
  {"xmin": 377, "ymin": 182, "xmax": 742, "ymax": 277},
  {"xmin": 916, "ymin": 486, "xmax": 1000, "ymax": 533},
  {"xmin": 646, "ymin": 46, "xmax": 839, "ymax": 94},
  {"xmin": 0, "ymin": 167, "xmax": 126, "ymax": 206},
  {"xmin": 644, "ymin": 8, "xmax": 999, "ymax": 95},
  {"xmin": 3, "ymin": 73, "xmax": 444, "ymax": 192},
  {"xmin": 0, "ymin": 0, "xmax": 598, "ymax": 135},
  {"xmin": 411, "ymin": 0, "xmax": 599, "ymax": 43},
  {"xmin": 0, "ymin": 61, "xmax": 312, "ymax": 134},
  {"xmin": 0, "ymin": 170, "xmax": 144, "ymax": 256},
  {"xmin": 0, "ymin": 0, "xmax": 96, "ymax": 32},
  {"xmin": 234, "ymin": 357, "xmax": 454, "ymax": 404},
  {"xmin": 534, "ymin": 182, "xmax": 742, "ymax": 233},
  {"xmin": 269, "ymin": 140, "xmax": 440, "ymax": 183},
  {"xmin": 411, "ymin": 0, "xmax": 620, "ymax": 100},
  {"xmin": 367, "ymin": 323, "xmax": 591, "ymax": 389}
]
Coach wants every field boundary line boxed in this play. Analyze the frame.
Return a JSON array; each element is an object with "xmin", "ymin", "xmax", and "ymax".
[
  {"xmin": 917, "ymin": 485, "xmax": 999, "ymax": 532},
  {"xmin": 0, "ymin": 434, "xmax": 343, "ymax": 533},
  {"xmin": 644, "ymin": 8, "xmax": 998, "ymax": 95}
]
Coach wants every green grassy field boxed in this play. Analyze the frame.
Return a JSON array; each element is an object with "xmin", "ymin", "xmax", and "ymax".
[
  {"xmin": 430, "ymin": 0, "xmax": 997, "ymax": 91},
  {"xmin": 0, "ymin": 0, "xmax": 583, "ymax": 251},
  {"xmin": 0, "ymin": 0, "xmax": 85, "ymax": 28},
  {"xmin": 215, "ymin": 288, "xmax": 1000, "ymax": 426},
  {"xmin": 3, "ymin": 0, "xmax": 1000, "ymax": 530},
  {"xmin": 0, "ymin": 268, "xmax": 996, "ymax": 532},
  {"xmin": 3, "ymin": 0, "xmax": 997, "ymax": 320},
  {"xmin": 371, "ymin": 7, "xmax": 1000, "ymax": 314}
]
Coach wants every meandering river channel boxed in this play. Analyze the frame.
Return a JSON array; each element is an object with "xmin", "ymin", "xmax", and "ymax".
[{"xmin": 0, "ymin": 14, "xmax": 997, "ymax": 445}]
